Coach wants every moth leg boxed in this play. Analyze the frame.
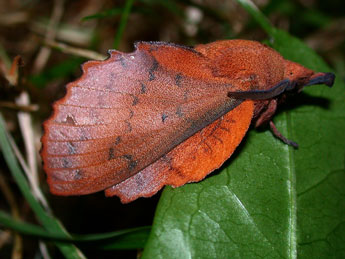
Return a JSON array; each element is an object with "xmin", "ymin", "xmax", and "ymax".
[
  {"xmin": 254, "ymin": 99, "xmax": 277, "ymax": 127},
  {"xmin": 254, "ymin": 99, "xmax": 298, "ymax": 148},
  {"xmin": 269, "ymin": 121, "xmax": 298, "ymax": 148}
]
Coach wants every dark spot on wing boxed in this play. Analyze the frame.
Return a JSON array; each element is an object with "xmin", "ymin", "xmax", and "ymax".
[
  {"xmin": 149, "ymin": 59, "xmax": 158, "ymax": 81},
  {"xmin": 132, "ymin": 95, "xmax": 139, "ymax": 106},
  {"xmin": 108, "ymin": 147, "xmax": 115, "ymax": 160},
  {"xmin": 125, "ymin": 121, "xmax": 132, "ymax": 132},
  {"xmin": 67, "ymin": 142, "xmax": 76, "ymax": 154},
  {"xmin": 74, "ymin": 169, "xmax": 83, "ymax": 180},
  {"xmin": 140, "ymin": 82, "xmax": 147, "ymax": 94},
  {"xmin": 129, "ymin": 110, "xmax": 134, "ymax": 119},
  {"xmin": 62, "ymin": 158, "xmax": 71, "ymax": 168},
  {"xmin": 175, "ymin": 73, "xmax": 183, "ymax": 87},
  {"xmin": 161, "ymin": 113, "xmax": 168, "ymax": 123},
  {"xmin": 123, "ymin": 154, "xmax": 137, "ymax": 171},
  {"xmin": 65, "ymin": 115, "xmax": 76, "ymax": 125},
  {"xmin": 115, "ymin": 136, "xmax": 121, "ymax": 145}
]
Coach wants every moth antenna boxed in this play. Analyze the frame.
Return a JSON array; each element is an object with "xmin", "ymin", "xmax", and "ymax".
[
  {"xmin": 306, "ymin": 72, "xmax": 335, "ymax": 87},
  {"xmin": 227, "ymin": 80, "xmax": 290, "ymax": 100}
]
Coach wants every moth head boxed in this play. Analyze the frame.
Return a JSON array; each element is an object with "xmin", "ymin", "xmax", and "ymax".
[{"xmin": 284, "ymin": 60, "xmax": 335, "ymax": 92}]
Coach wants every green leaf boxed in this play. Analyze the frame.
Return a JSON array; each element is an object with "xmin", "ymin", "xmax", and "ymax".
[
  {"xmin": 270, "ymin": 29, "xmax": 345, "ymax": 259},
  {"xmin": 142, "ymin": 3, "xmax": 345, "ymax": 259}
]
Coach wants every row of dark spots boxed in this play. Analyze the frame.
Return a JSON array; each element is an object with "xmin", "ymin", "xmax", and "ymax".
[
  {"xmin": 107, "ymin": 152, "xmax": 139, "ymax": 182},
  {"xmin": 60, "ymin": 160, "xmax": 83, "ymax": 180},
  {"xmin": 59, "ymin": 136, "xmax": 121, "ymax": 180}
]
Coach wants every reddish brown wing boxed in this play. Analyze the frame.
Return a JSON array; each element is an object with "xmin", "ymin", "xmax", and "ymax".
[
  {"xmin": 41, "ymin": 42, "xmax": 244, "ymax": 195},
  {"xmin": 105, "ymin": 100, "xmax": 254, "ymax": 203}
]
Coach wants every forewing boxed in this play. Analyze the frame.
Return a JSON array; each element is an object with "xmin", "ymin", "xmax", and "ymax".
[{"xmin": 41, "ymin": 42, "xmax": 242, "ymax": 195}]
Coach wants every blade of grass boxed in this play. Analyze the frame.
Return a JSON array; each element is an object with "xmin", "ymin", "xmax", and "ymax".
[
  {"xmin": 0, "ymin": 210, "xmax": 66, "ymax": 240},
  {"xmin": 0, "ymin": 210, "xmax": 150, "ymax": 243},
  {"xmin": 113, "ymin": 0, "xmax": 135, "ymax": 49},
  {"xmin": 0, "ymin": 113, "xmax": 85, "ymax": 259}
]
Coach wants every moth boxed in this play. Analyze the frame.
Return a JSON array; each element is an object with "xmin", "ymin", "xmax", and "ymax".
[{"xmin": 41, "ymin": 40, "xmax": 334, "ymax": 203}]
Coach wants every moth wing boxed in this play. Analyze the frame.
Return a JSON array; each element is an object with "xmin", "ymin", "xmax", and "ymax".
[
  {"xmin": 41, "ymin": 42, "xmax": 243, "ymax": 195},
  {"xmin": 105, "ymin": 100, "xmax": 254, "ymax": 203}
]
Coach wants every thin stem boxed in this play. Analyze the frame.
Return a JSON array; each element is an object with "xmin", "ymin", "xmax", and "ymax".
[{"xmin": 113, "ymin": 0, "xmax": 135, "ymax": 49}]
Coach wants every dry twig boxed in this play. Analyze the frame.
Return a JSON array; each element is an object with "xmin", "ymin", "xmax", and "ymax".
[{"xmin": 45, "ymin": 40, "xmax": 106, "ymax": 60}]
